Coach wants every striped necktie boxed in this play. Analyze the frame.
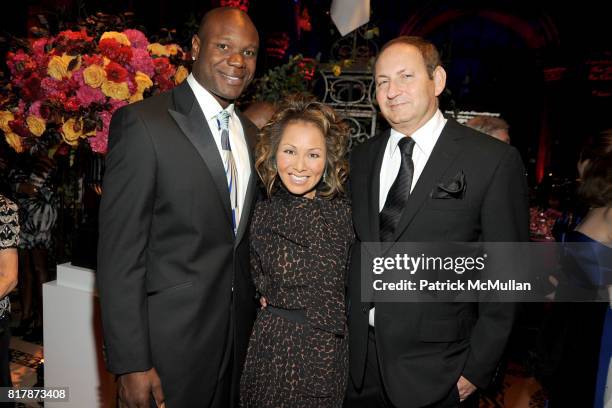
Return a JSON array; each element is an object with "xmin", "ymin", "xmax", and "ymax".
[
  {"xmin": 217, "ymin": 110, "xmax": 239, "ymax": 234},
  {"xmin": 379, "ymin": 137, "xmax": 416, "ymax": 241}
]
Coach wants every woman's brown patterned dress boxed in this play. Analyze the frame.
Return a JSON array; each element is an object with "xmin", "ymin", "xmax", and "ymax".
[{"xmin": 240, "ymin": 187, "xmax": 354, "ymax": 407}]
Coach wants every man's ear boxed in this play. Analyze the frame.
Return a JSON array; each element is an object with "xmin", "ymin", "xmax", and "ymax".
[
  {"xmin": 191, "ymin": 35, "xmax": 201, "ymax": 60},
  {"xmin": 433, "ymin": 66, "xmax": 447, "ymax": 97}
]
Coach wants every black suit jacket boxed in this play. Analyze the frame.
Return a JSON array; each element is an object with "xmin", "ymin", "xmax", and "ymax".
[
  {"xmin": 97, "ymin": 81, "xmax": 258, "ymax": 407},
  {"xmin": 348, "ymin": 119, "xmax": 529, "ymax": 407}
]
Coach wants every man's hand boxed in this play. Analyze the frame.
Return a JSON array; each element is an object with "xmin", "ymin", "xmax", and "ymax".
[
  {"xmin": 259, "ymin": 296, "xmax": 267, "ymax": 308},
  {"xmin": 118, "ymin": 368, "xmax": 165, "ymax": 408},
  {"xmin": 456, "ymin": 376, "xmax": 477, "ymax": 402}
]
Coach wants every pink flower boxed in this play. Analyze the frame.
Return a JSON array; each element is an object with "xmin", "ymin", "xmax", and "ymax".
[
  {"xmin": 109, "ymin": 99, "xmax": 128, "ymax": 112},
  {"xmin": 31, "ymin": 38, "xmax": 49, "ymax": 56},
  {"xmin": 76, "ymin": 84, "xmax": 106, "ymax": 106},
  {"xmin": 71, "ymin": 68, "xmax": 85, "ymax": 87},
  {"xmin": 28, "ymin": 101, "xmax": 43, "ymax": 117},
  {"xmin": 40, "ymin": 77, "xmax": 67, "ymax": 103},
  {"xmin": 89, "ymin": 132, "xmax": 108, "ymax": 154},
  {"xmin": 130, "ymin": 48, "xmax": 155, "ymax": 77},
  {"xmin": 127, "ymin": 75, "xmax": 137, "ymax": 94},
  {"xmin": 89, "ymin": 110, "xmax": 113, "ymax": 154},
  {"xmin": 124, "ymin": 29, "xmax": 149, "ymax": 49}
]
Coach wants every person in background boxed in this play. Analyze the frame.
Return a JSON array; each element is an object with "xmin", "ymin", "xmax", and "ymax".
[
  {"xmin": 9, "ymin": 152, "xmax": 57, "ymax": 342},
  {"xmin": 240, "ymin": 94, "xmax": 353, "ymax": 407},
  {"xmin": 243, "ymin": 100, "xmax": 277, "ymax": 130},
  {"xmin": 539, "ymin": 130, "xmax": 612, "ymax": 408},
  {"xmin": 465, "ymin": 115, "xmax": 511, "ymax": 144},
  {"xmin": 0, "ymin": 193, "xmax": 19, "ymax": 391}
]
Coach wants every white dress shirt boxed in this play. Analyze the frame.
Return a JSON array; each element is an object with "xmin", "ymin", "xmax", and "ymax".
[
  {"xmin": 370, "ymin": 109, "xmax": 447, "ymax": 326},
  {"xmin": 186, "ymin": 74, "xmax": 251, "ymax": 228}
]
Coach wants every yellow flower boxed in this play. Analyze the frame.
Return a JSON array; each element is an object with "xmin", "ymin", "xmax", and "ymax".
[
  {"xmin": 100, "ymin": 31, "xmax": 131, "ymax": 46},
  {"xmin": 26, "ymin": 115, "xmax": 46, "ymax": 137},
  {"xmin": 147, "ymin": 43, "xmax": 171, "ymax": 56},
  {"xmin": 0, "ymin": 110, "xmax": 14, "ymax": 133},
  {"xmin": 174, "ymin": 66, "xmax": 189, "ymax": 85},
  {"xmin": 83, "ymin": 65, "xmax": 106, "ymax": 88},
  {"xmin": 166, "ymin": 44, "xmax": 180, "ymax": 56},
  {"xmin": 61, "ymin": 118, "xmax": 83, "ymax": 146},
  {"xmin": 101, "ymin": 80, "xmax": 130, "ymax": 100},
  {"xmin": 332, "ymin": 64, "xmax": 342, "ymax": 77},
  {"xmin": 47, "ymin": 55, "xmax": 69, "ymax": 80},
  {"xmin": 134, "ymin": 71, "xmax": 153, "ymax": 93},
  {"xmin": 5, "ymin": 132, "xmax": 24, "ymax": 153},
  {"xmin": 47, "ymin": 54, "xmax": 79, "ymax": 80},
  {"xmin": 129, "ymin": 92, "xmax": 144, "ymax": 103}
]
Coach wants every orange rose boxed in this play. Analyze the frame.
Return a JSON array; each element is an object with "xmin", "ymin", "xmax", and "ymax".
[
  {"xmin": 83, "ymin": 65, "xmax": 106, "ymax": 88},
  {"xmin": 101, "ymin": 80, "xmax": 130, "ymax": 100},
  {"xmin": 0, "ymin": 111, "xmax": 14, "ymax": 133},
  {"xmin": 5, "ymin": 132, "xmax": 24, "ymax": 153},
  {"xmin": 26, "ymin": 115, "xmax": 46, "ymax": 137},
  {"xmin": 129, "ymin": 92, "xmax": 144, "ymax": 103},
  {"xmin": 134, "ymin": 71, "xmax": 153, "ymax": 93},
  {"xmin": 48, "ymin": 54, "xmax": 78, "ymax": 80},
  {"xmin": 174, "ymin": 66, "xmax": 189, "ymax": 85},
  {"xmin": 100, "ymin": 31, "xmax": 131, "ymax": 46},
  {"xmin": 147, "ymin": 43, "xmax": 171, "ymax": 56},
  {"xmin": 61, "ymin": 118, "xmax": 83, "ymax": 146}
]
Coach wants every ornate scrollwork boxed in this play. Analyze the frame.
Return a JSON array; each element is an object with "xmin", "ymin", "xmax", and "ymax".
[{"xmin": 319, "ymin": 68, "xmax": 378, "ymax": 148}]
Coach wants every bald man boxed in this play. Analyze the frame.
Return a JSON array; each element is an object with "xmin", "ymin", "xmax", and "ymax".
[
  {"xmin": 465, "ymin": 116, "xmax": 511, "ymax": 144},
  {"xmin": 97, "ymin": 7, "xmax": 260, "ymax": 407}
]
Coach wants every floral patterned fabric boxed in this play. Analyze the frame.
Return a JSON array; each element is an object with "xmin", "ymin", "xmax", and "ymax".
[
  {"xmin": 0, "ymin": 195, "xmax": 19, "ymax": 250},
  {"xmin": 0, "ymin": 194, "xmax": 19, "ymax": 318}
]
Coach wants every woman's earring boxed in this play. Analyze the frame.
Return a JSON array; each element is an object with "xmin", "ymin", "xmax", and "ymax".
[{"xmin": 323, "ymin": 167, "xmax": 328, "ymax": 183}]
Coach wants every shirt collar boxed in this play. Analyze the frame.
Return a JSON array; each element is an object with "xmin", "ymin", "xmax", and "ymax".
[
  {"xmin": 186, "ymin": 73, "xmax": 235, "ymax": 122},
  {"xmin": 388, "ymin": 110, "xmax": 446, "ymax": 157}
]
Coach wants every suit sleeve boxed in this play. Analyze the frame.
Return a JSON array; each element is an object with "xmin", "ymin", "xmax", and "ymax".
[
  {"xmin": 97, "ymin": 107, "xmax": 157, "ymax": 375},
  {"xmin": 462, "ymin": 146, "xmax": 529, "ymax": 388}
]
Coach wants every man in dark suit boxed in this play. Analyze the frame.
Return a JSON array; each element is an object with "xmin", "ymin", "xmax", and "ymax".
[
  {"xmin": 97, "ymin": 7, "xmax": 259, "ymax": 408},
  {"xmin": 345, "ymin": 36, "xmax": 529, "ymax": 407}
]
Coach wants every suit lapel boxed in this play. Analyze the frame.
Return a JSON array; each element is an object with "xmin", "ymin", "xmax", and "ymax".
[
  {"xmin": 368, "ymin": 131, "xmax": 391, "ymax": 242},
  {"xmin": 234, "ymin": 110, "xmax": 257, "ymax": 246},
  {"xmin": 168, "ymin": 82, "xmax": 233, "ymax": 226},
  {"xmin": 391, "ymin": 120, "xmax": 463, "ymax": 241}
]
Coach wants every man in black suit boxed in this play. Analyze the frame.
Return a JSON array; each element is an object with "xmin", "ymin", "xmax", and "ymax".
[
  {"xmin": 345, "ymin": 36, "xmax": 529, "ymax": 407},
  {"xmin": 97, "ymin": 7, "xmax": 259, "ymax": 408}
]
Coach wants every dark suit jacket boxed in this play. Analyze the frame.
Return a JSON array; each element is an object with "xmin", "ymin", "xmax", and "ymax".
[
  {"xmin": 348, "ymin": 119, "xmax": 529, "ymax": 407},
  {"xmin": 97, "ymin": 81, "xmax": 258, "ymax": 407}
]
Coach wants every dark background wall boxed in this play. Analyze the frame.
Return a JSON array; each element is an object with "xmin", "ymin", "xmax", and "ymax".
[{"xmin": 1, "ymin": 0, "xmax": 610, "ymax": 184}]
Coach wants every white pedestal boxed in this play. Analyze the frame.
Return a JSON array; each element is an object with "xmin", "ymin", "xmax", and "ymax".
[{"xmin": 43, "ymin": 263, "xmax": 116, "ymax": 407}]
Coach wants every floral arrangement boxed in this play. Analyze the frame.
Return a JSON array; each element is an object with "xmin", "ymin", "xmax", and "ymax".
[
  {"xmin": 245, "ymin": 54, "xmax": 316, "ymax": 104},
  {"xmin": 0, "ymin": 28, "xmax": 190, "ymax": 154}
]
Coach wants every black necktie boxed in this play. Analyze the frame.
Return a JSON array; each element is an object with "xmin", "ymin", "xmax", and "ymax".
[{"xmin": 379, "ymin": 137, "xmax": 416, "ymax": 241}]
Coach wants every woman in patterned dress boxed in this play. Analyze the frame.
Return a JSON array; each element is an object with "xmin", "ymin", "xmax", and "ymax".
[
  {"xmin": 240, "ymin": 95, "xmax": 353, "ymax": 407},
  {"xmin": 0, "ymin": 193, "xmax": 19, "ymax": 387},
  {"xmin": 10, "ymin": 152, "xmax": 58, "ymax": 341}
]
